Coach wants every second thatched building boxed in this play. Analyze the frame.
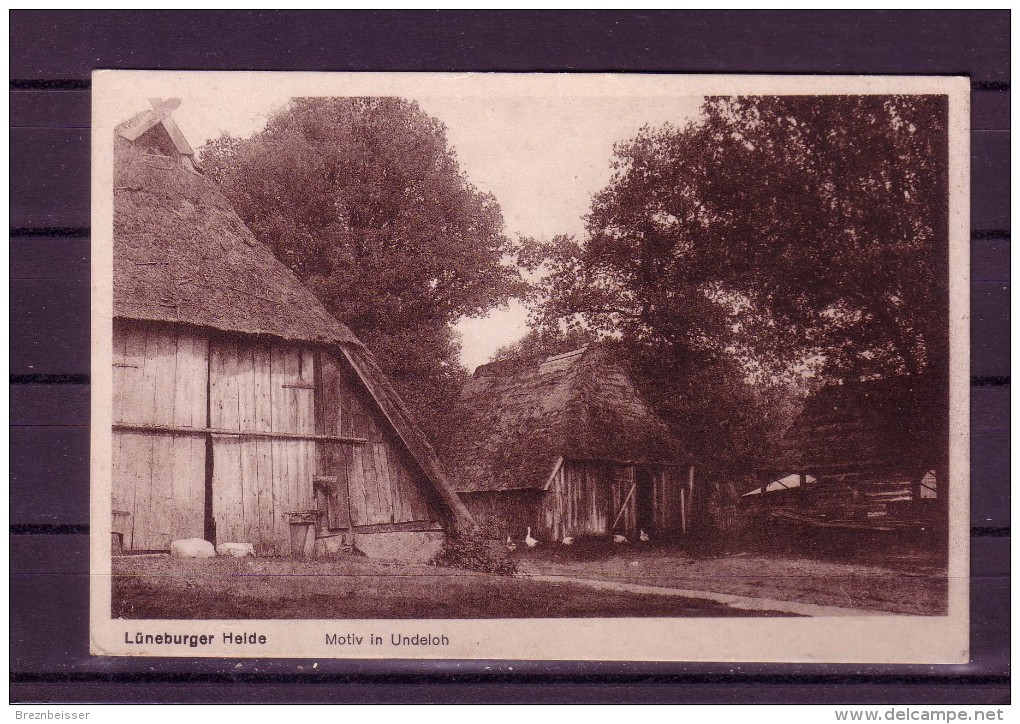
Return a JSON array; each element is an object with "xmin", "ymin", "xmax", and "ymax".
[{"xmin": 447, "ymin": 345, "xmax": 693, "ymax": 543}]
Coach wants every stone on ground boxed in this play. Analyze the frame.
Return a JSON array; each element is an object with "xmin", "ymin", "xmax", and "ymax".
[
  {"xmin": 170, "ymin": 538, "xmax": 215, "ymax": 558},
  {"xmin": 216, "ymin": 542, "xmax": 256, "ymax": 558}
]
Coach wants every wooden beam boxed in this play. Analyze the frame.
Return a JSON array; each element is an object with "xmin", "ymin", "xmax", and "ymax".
[
  {"xmin": 680, "ymin": 489, "xmax": 687, "ymax": 535},
  {"xmin": 117, "ymin": 101, "xmax": 177, "ymax": 142},
  {"xmin": 541, "ymin": 456, "xmax": 564, "ymax": 491},
  {"xmin": 611, "ymin": 482, "xmax": 637, "ymax": 531},
  {"xmin": 340, "ymin": 348, "xmax": 477, "ymax": 531},
  {"xmin": 113, "ymin": 422, "xmax": 367, "ymax": 445},
  {"xmin": 351, "ymin": 520, "xmax": 442, "ymax": 534}
]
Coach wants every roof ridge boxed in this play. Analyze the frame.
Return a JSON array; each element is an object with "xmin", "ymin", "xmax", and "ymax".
[
  {"xmin": 542, "ymin": 344, "xmax": 589, "ymax": 364},
  {"xmin": 451, "ymin": 340, "xmax": 686, "ymax": 493},
  {"xmin": 114, "ymin": 119, "xmax": 359, "ymax": 348}
]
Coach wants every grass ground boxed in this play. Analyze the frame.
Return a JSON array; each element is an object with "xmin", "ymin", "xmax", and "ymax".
[
  {"xmin": 514, "ymin": 542, "xmax": 947, "ymax": 615},
  {"xmin": 111, "ymin": 555, "xmax": 794, "ymax": 619},
  {"xmin": 112, "ymin": 539, "xmax": 946, "ymax": 619}
]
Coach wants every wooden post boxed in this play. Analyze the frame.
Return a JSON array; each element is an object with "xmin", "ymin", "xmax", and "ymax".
[
  {"xmin": 758, "ymin": 473, "xmax": 771, "ymax": 551},
  {"xmin": 680, "ymin": 488, "xmax": 687, "ymax": 535},
  {"xmin": 611, "ymin": 482, "xmax": 638, "ymax": 531},
  {"xmin": 687, "ymin": 465, "xmax": 695, "ymax": 531}
]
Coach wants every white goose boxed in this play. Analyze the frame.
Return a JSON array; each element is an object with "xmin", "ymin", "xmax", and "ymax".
[
  {"xmin": 506, "ymin": 536, "xmax": 517, "ymax": 552},
  {"xmin": 613, "ymin": 533, "xmax": 628, "ymax": 544},
  {"xmin": 561, "ymin": 535, "xmax": 575, "ymax": 546},
  {"xmin": 639, "ymin": 529, "xmax": 650, "ymax": 543},
  {"xmin": 524, "ymin": 527, "xmax": 538, "ymax": 548}
]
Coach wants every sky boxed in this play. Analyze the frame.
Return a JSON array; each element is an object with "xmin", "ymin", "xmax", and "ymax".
[{"xmin": 105, "ymin": 81, "xmax": 705, "ymax": 370}]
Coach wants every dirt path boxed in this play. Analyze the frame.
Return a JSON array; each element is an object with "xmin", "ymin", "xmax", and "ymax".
[
  {"xmin": 522, "ymin": 573, "xmax": 870, "ymax": 617},
  {"xmin": 517, "ymin": 549, "xmax": 947, "ymax": 615}
]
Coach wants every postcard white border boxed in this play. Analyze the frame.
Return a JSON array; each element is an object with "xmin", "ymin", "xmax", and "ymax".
[{"xmin": 90, "ymin": 72, "xmax": 970, "ymax": 663}]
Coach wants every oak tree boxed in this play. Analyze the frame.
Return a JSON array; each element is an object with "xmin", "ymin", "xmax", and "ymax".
[{"xmin": 202, "ymin": 97, "xmax": 524, "ymax": 439}]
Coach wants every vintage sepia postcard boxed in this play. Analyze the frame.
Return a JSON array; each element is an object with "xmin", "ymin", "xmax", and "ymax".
[{"xmin": 90, "ymin": 71, "xmax": 970, "ymax": 662}]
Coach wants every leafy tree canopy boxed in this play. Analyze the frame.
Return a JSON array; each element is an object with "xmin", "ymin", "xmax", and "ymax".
[
  {"xmin": 530, "ymin": 95, "xmax": 949, "ymax": 384},
  {"xmin": 202, "ymin": 97, "xmax": 525, "ymax": 438},
  {"xmin": 518, "ymin": 95, "xmax": 948, "ymax": 484}
]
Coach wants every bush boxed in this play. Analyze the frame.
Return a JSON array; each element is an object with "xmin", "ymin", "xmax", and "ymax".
[{"xmin": 432, "ymin": 534, "xmax": 519, "ymax": 576}]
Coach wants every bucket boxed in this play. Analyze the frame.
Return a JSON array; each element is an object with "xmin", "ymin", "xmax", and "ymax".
[
  {"xmin": 289, "ymin": 523, "xmax": 315, "ymax": 558},
  {"xmin": 287, "ymin": 511, "xmax": 321, "ymax": 558}
]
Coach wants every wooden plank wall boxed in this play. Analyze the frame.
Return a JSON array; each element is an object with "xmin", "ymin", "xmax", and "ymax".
[
  {"xmin": 464, "ymin": 462, "xmax": 689, "ymax": 542},
  {"xmin": 113, "ymin": 324, "xmax": 443, "ymax": 554},
  {"xmin": 542, "ymin": 461, "xmax": 613, "ymax": 540},
  {"xmin": 653, "ymin": 467, "xmax": 685, "ymax": 533},
  {"xmin": 459, "ymin": 462, "xmax": 690, "ymax": 542},
  {"xmin": 314, "ymin": 353, "xmax": 352, "ymax": 529},
  {"xmin": 209, "ymin": 339, "xmax": 316, "ymax": 555},
  {"xmin": 111, "ymin": 321, "xmax": 207, "ymax": 551},
  {"xmin": 316, "ymin": 354, "xmax": 440, "ymax": 529},
  {"xmin": 541, "ymin": 462, "xmax": 688, "ymax": 539},
  {"xmin": 609, "ymin": 464, "xmax": 638, "ymax": 536}
]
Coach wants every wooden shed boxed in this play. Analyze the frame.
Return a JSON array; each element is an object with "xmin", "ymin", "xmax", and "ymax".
[
  {"xmin": 110, "ymin": 99, "xmax": 473, "ymax": 560},
  {"xmin": 447, "ymin": 345, "xmax": 693, "ymax": 543},
  {"xmin": 756, "ymin": 375, "xmax": 942, "ymax": 533}
]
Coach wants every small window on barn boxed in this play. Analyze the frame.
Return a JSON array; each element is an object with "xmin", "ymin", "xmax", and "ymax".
[{"xmin": 920, "ymin": 470, "xmax": 937, "ymax": 499}]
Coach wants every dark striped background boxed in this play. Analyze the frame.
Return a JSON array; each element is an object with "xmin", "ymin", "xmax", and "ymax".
[{"xmin": 9, "ymin": 9, "xmax": 1009, "ymax": 705}]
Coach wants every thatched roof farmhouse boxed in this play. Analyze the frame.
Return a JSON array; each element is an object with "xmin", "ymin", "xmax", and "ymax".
[
  {"xmin": 448, "ymin": 345, "xmax": 694, "ymax": 542},
  {"xmin": 110, "ymin": 99, "xmax": 472, "ymax": 561}
]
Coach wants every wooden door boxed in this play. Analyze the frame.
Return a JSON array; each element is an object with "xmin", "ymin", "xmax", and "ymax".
[
  {"xmin": 209, "ymin": 339, "xmax": 316, "ymax": 555},
  {"xmin": 635, "ymin": 467, "xmax": 655, "ymax": 532}
]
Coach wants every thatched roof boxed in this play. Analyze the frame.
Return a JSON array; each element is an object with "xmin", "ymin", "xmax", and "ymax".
[
  {"xmin": 448, "ymin": 345, "xmax": 684, "ymax": 493},
  {"xmin": 112, "ymin": 103, "xmax": 474, "ymax": 531},
  {"xmin": 114, "ymin": 134, "xmax": 360, "ymax": 347},
  {"xmin": 772, "ymin": 375, "xmax": 940, "ymax": 486}
]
